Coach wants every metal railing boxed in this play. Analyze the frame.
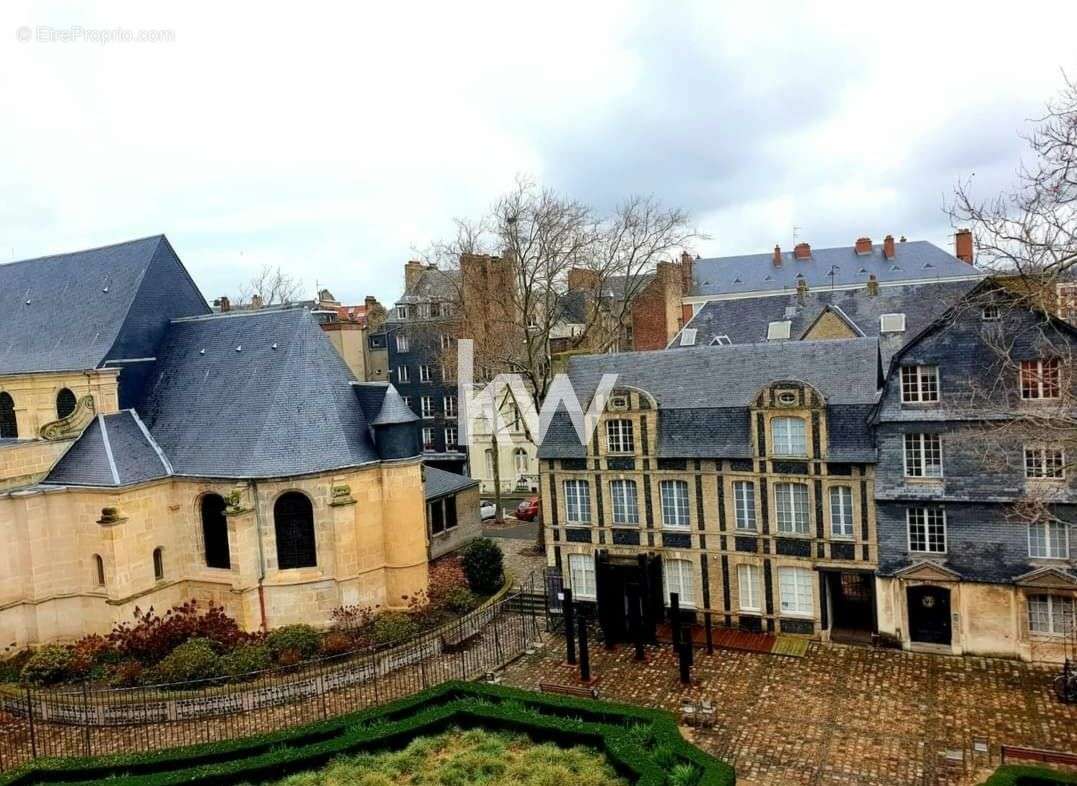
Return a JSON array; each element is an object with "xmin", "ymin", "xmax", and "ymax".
[{"xmin": 0, "ymin": 588, "xmax": 543, "ymax": 772}]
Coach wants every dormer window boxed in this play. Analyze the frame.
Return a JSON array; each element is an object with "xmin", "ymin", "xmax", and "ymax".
[
  {"xmin": 900, "ymin": 366, "xmax": 939, "ymax": 403},
  {"xmin": 981, "ymin": 305, "xmax": 1001, "ymax": 322},
  {"xmin": 767, "ymin": 321, "xmax": 791, "ymax": 341},
  {"xmin": 879, "ymin": 313, "xmax": 906, "ymax": 333},
  {"xmin": 679, "ymin": 328, "xmax": 697, "ymax": 346},
  {"xmin": 771, "ymin": 417, "xmax": 807, "ymax": 456},
  {"xmin": 396, "ymin": 305, "xmax": 409, "ymax": 320},
  {"xmin": 606, "ymin": 419, "xmax": 635, "ymax": 453}
]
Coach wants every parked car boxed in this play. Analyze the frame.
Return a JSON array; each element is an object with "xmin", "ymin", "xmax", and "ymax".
[
  {"xmin": 480, "ymin": 500, "xmax": 498, "ymax": 521},
  {"xmin": 515, "ymin": 496, "xmax": 540, "ymax": 521}
]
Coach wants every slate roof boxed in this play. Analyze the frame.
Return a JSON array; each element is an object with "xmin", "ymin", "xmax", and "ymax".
[
  {"xmin": 134, "ymin": 308, "xmax": 380, "ymax": 478},
  {"xmin": 690, "ymin": 241, "xmax": 981, "ymax": 299},
  {"xmin": 370, "ymin": 384, "xmax": 419, "ymax": 425},
  {"xmin": 0, "ymin": 235, "xmax": 210, "ymax": 375},
  {"xmin": 45, "ymin": 411, "xmax": 171, "ymax": 487},
  {"xmin": 424, "ymin": 465, "xmax": 478, "ymax": 500},
  {"xmin": 672, "ymin": 280, "xmax": 979, "ymax": 365},
  {"xmin": 539, "ymin": 339, "xmax": 881, "ymax": 461}
]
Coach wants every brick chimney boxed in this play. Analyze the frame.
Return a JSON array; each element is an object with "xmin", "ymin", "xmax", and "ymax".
[
  {"xmin": 955, "ymin": 229, "xmax": 974, "ymax": 264},
  {"xmin": 866, "ymin": 274, "xmax": 879, "ymax": 297},
  {"xmin": 796, "ymin": 278, "xmax": 809, "ymax": 303},
  {"xmin": 250, "ymin": 294, "xmax": 264, "ymax": 310},
  {"xmin": 794, "ymin": 242, "xmax": 811, "ymax": 260},
  {"xmin": 216, "ymin": 296, "xmax": 231, "ymax": 313},
  {"xmin": 772, "ymin": 245, "xmax": 783, "ymax": 267},
  {"xmin": 882, "ymin": 235, "xmax": 896, "ymax": 260},
  {"xmin": 567, "ymin": 267, "xmax": 601, "ymax": 292},
  {"xmin": 679, "ymin": 250, "xmax": 694, "ymax": 294},
  {"xmin": 854, "ymin": 237, "xmax": 872, "ymax": 255},
  {"xmin": 404, "ymin": 260, "xmax": 424, "ymax": 292}
]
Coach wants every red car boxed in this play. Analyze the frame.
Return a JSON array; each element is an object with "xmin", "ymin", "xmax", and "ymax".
[{"xmin": 515, "ymin": 496, "xmax": 540, "ymax": 521}]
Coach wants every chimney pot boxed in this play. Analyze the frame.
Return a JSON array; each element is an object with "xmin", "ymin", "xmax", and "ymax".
[
  {"xmin": 866, "ymin": 274, "xmax": 879, "ymax": 297},
  {"xmin": 251, "ymin": 294, "xmax": 264, "ymax": 309},
  {"xmin": 772, "ymin": 245, "xmax": 783, "ymax": 266},
  {"xmin": 882, "ymin": 235, "xmax": 896, "ymax": 260},
  {"xmin": 854, "ymin": 237, "xmax": 872, "ymax": 255},
  {"xmin": 794, "ymin": 242, "xmax": 811, "ymax": 260},
  {"xmin": 954, "ymin": 229, "xmax": 974, "ymax": 264},
  {"xmin": 217, "ymin": 296, "xmax": 231, "ymax": 313},
  {"xmin": 796, "ymin": 278, "xmax": 809, "ymax": 303}
]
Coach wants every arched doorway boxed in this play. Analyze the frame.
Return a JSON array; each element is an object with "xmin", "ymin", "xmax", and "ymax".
[
  {"xmin": 907, "ymin": 585, "xmax": 951, "ymax": 645},
  {"xmin": 274, "ymin": 492, "xmax": 316, "ymax": 569},
  {"xmin": 201, "ymin": 494, "xmax": 231, "ymax": 569}
]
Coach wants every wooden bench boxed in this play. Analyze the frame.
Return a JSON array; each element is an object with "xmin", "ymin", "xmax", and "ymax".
[{"xmin": 539, "ymin": 681, "xmax": 600, "ymax": 699}]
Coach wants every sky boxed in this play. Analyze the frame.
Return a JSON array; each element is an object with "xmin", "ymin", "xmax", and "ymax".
[{"xmin": 2, "ymin": 1, "xmax": 1076, "ymax": 308}]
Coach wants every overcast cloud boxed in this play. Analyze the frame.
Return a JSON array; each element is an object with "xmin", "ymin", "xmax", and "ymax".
[{"xmin": 2, "ymin": 1, "xmax": 1076, "ymax": 307}]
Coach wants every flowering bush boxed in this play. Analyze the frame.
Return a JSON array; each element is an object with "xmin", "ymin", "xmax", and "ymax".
[
  {"xmin": 107, "ymin": 601, "xmax": 252, "ymax": 665},
  {"xmin": 265, "ymin": 625, "xmax": 321, "ymax": 661}
]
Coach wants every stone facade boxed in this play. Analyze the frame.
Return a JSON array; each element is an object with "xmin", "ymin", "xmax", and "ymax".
[
  {"xmin": 0, "ymin": 460, "xmax": 428, "ymax": 648},
  {"xmin": 427, "ymin": 483, "xmax": 481, "ymax": 560},
  {"xmin": 0, "ymin": 369, "xmax": 120, "ymax": 442}
]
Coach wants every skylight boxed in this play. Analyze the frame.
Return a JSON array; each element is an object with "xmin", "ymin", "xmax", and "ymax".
[
  {"xmin": 679, "ymin": 328, "xmax": 698, "ymax": 346},
  {"xmin": 767, "ymin": 321, "xmax": 792, "ymax": 341},
  {"xmin": 879, "ymin": 313, "xmax": 906, "ymax": 333},
  {"xmin": 711, "ymin": 335, "xmax": 732, "ymax": 346}
]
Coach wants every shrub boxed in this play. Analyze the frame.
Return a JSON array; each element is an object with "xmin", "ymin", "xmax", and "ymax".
[
  {"xmin": 20, "ymin": 645, "xmax": 74, "ymax": 686},
  {"xmin": 427, "ymin": 557, "xmax": 469, "ymax": 611},
  {"xmin": 0, "ymin": 649, "xmax": 32, "ymax": 684},
  {"xmin": 461, "ymin": 538, "xmax": 504, "ymax": 595},
  {"xmin": 266, "ymin": 625, "xmax": 321, "ymax": 662},
  {"xmin": 330, "ymin": 604, "xmax": 377, "ymax": 636},
  {"xmin": 107, "ymin": 601, "xmax": 249, "ymax": 665},
  {"xmin": 68, "ymin": 634, "xmax": 112, "ymax": 679},
  {"xmin": 370, "ymin": 612, "xmax": 421, "ymax": 646},
  {"xmin": 319, "ymin": 631, "xmax": 354, "ymax": 657},
  {"xmin": 276, "ymin": 648, "xmax": 304, "ymax": 670},
  {"xmin": 442, "ymin": 587, "xmax": 479, "ymax": 614},
  {"xmin": 107, "ymin": 660, "xmax": 145, "ymax": 687},
  {"xmin": 151, "ymin": 638, "xmax": 222, "ymax": 685},
  {"xmin": 220, "ymin": 645, "xmax": 271, "ymax": 680}
]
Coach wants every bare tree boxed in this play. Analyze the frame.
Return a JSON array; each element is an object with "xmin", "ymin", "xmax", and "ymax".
[{"xmin": 234, "ymin": 265, "xmax": 306, "ymax": 306}]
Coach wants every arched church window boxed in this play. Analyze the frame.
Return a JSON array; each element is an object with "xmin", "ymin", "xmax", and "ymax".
[
  {"xmin": 153, "ymin": 547, "xmax": 165, "ymax": 581},
  {"xmin": 0, "ymin": 392, "xmax": 16, "ymax": 439},
  {"xmin": 274, "ymin": 492, "xmax": 316, "ymax": 569},
  {"xmin": 56, "ymin": 388, "xmax": 77, "ymax": 419},
  {"xmin": 201, "ymin": 494, "xmax": 231, "ymax": 569},
  {"xmin": 93, "ymin": 554, "xmax": 105, "ymax": 587}
]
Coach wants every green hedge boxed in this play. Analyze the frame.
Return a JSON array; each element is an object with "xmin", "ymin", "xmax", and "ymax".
[
  {"xmin": 980, "ymin": 765, "xmax": 1077, "ymax": 786},
  {"xmin": 0, "ymin": 682, "xmax": 734, "ymax": 786}
]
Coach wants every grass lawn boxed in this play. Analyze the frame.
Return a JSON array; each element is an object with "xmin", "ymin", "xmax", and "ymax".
[{"xmin": 259, "ymin": 727, "xmax": 627, "ymax": 786}]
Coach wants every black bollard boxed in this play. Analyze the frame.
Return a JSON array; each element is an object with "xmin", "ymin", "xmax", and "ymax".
[
  {"xmin": 628, "ymin": 584, "xmax": 645, "ymax": 662},
  {"xmin": 578, "ymin": 611, "xmax": 591, "ymax": 683},
  {"xmin": 563, "ymin": 588, "xmax": 577, "ymax": 665},
  {"xmin": 678, "ymin": 639, "xmax": 691, "ymax": 685},
  {"xmin": 704, "ymin": 611, "xmax": 714, "ymax": 655},
  {"xmin": 669, "ymin": 592, "xmax": 681, "ymax": 649}
]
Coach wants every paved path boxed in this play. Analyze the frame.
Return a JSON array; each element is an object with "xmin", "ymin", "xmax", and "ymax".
[
  {"xmin": 485, "ymin": 526, "xmax": 545, "ymax": 587},
  {"xmin": 482, "ymin": 519, "xmax": 538, "ymax": 540},
  {"xmin": 500, "ymin": 636, "xmax": 1077, "ymax": 786}
]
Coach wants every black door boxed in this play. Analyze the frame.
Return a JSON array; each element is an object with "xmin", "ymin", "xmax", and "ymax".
[
  {"xmin": 907, "ymin": 585, "xmax": 951, "ymax": 645},
  {"xmin": 829, "ymin": 572, "xmax": 875, "ymax": 632}
]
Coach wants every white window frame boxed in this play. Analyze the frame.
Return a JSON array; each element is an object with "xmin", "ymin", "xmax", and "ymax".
[
  {"xmin": 1028, "ymin": 594, "xmax": 1075, "ymax": 637},
  {"xmin": 663, "ymin": 558, "xmax": 695, "ymax": 608},
  {"xmin": 568, "ymin": 553, "xmax": 596, "ymax": 600},
  {"xmin": 829, "ymin": 485, "xmax": 854, "ymax": 539},
  {"xmin": 778, "ymin": 566, "xmax": 814, "ymax": 618},
  {"xmin": 1020, "ymin": 359, "xmax": 1061, "ymax": 400},
  {"xmin": 396, "ymin": 365, "xmax": 410, "ymax": 383},
  {"xmin": 733, "ymin": 481, "xmax": 756, "ymax": 531},
  {"xmin": 903, "ymin": 433, "xmax": 944, "ymax": 478},
  {"xmin": 609, "ymin": 479, "xmax": 639, "ymax": 525},
  {"xmin": 678, "ymin": 328, "xmax": 697, "ymax": 347},
  {"xmin": 563, "ymin": 480, "xmax": 591, "ymax": 524},
  {"xmin": 1028, "ymin": 521, "xmax": 1069, "ymax": 559},
  {"xmin": 419, "ymin": 364, "xmax": 433, "ymax": 382},
  {"xmin": 396, "ymin": 305, "xmax": 409, "ymax": 320},
  {"xmin": 900, "ymin": 365, "xmax": 939, "ymax": 403},
  {"xmin": 440, "ymin": 333, "xmax": 454, "ymax": 350},
  {"xmin": 737, "ymin": 564, "xmax": 761, "ymax": 612},
  {"xmin": 513, "ymin": 448, "xmax": 529, "ymax": 474},
  {"xmin": 606, "ymin": 419, "xmax": 635, "ymax": 453},
  {"xmin": 443, "ymin": 426, "xmax": 458, "ymax": 449},
  {"xmin": 981, "ymin": 304, "xmax": 1001, "ymax": 322},
  {"xmin": 771, "ymin": 417, "xmax": 807, "ymax": 457},
  {"xmin": 712, "ymin": 335, "xmax": 732, "ymax": 346},
  {"xmin": 659, "ymin": 480, "xmax": 690, "ymax": 529},
  {"xmin": 774, "ymin": 482, "xmax": 810, "ymax": 534},
  {"xmin": 767, "ymin": 320, "xmax": 791, "ymax": 340},
  {"xmin": 420, "ymin": 396, "xmax": 434, "ymax": 419},
  {"xmin": 421, "ymin": 427, "xmax": 434, "ymax": 450},
  {"xmin": 417, "ymin": 303, "xmax": 430, "ymax": 319},
  {"xmin": 395, "ymin": 333, "xmax": 409, "ymax": 353},
  {"xmin": 879, "ymin": 313, "xmax": 907, "ymax": 333},
  {"xmin": 907, "ymin": 507, "xmax": 947, "ymax": 554},
  {"xmin": 1025, "ymin": 445, "xmax": 1065, "ymax": 479},
  {"xmin": 443, "ymin": 396, "xmax": 457, "ymax": 418}
]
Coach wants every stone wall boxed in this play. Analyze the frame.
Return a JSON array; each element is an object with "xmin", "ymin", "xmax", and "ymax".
[
  {"xmin": 428, "ymin": 483, "xmax": 481, "ymax": 560},
  {"xmin": 0, "ymin": 369, "xmax": 119, "ymax": 442},
  {"xmin": 0, "ymin": 440, "xmax": 71, "ymax": 491}
]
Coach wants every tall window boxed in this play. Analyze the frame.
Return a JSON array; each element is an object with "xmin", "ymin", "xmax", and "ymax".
[
  {"xmin": 514, "ymin": 448, "xmax": 528, "ymax": 473},
  {"xmin": 1029, "ymin": 594, "xmax": 1075, "ymax": 636},
  {"xmin": 904, "ymin": 433, "xmax": 943, "ymax": 477},
  {"xmin": 774, "ymin": 482, "xmax": 810, "ymax": 534},
  {"xmin": 1020, "ymin": 359, "xmax": 1060, "ymax": 399},
  {"xmin": 1029, "ymin": 522, "xmax": 1069, "ymax": 559},
  {"xmin": 609, "ymin": 480, "xmax": 639, "ymax": 525},
  {"xmin": 396, "ymin": 365, "xmax": 410, "ymax": 383},
  {"xmin": 484, "ymin": 449, "xmax": 495, "ymax": 477},
  {"xmin": 660, "ymin": 480, "xmax": 690, "ymax": 528},
  {"xmin": 771, "ymin": 417, "xmax": 807, "ymax": 456},
  {"xmin": 420, "ymin": 396, "xmax": 434, "ymax": 418},
  {"xmin": 663, "ymin": 559, "xmax": 695, "ymax": 608},
  {"xmin": 93, "ymin": 554, "xmax": 105, "ymax": 587},
  {"xmin": 829, "ymin": 486, "xmax": 854, "ymax": 538},
  {"xmin": 737, "ymin": 564, "xmax": 761, "ymax": 611},
  {"xmin": 56, "ymin": 388, "xmax": 77, "ymax": 419},
  {"xmin": 568, "ymin": 553, "xmax": 596, "ymax": 600},
  {"xmin": 606, "ymin": 419, "xmax": 635, "ymax": 453},
  {"xmin": 201, "ymin": 493, "xmax": 231, "ymax": 569},
  {"xmin": 444, "ymin": 426, "xmax": 458, "ymax": 449},
  {"xmin": 419, "ymin": 365, "xmax": 433, "ymax": 382},
  {"xmin": 907, "ymin": 507, "xmax": 946, "ymax": 553},
  {"xmin": 778, "ymin": 566, "xmax": 813, "ymax": 617},
  {"xmin": 444, "ymin": 495, "xmax": 457, "ymax": 530},
  {"xmin": 901, "ymin": 365, "xmax": 939, "ymax": 403},
  {"xmin": 563, "ymin": 480, "xmax": 591, "ymax": 524},
  {"xmin": 733, "ymin": 481, "xmax": 756, "ymax": 530},
  {"xmin": 0, "ymin": 392, "xmax": 16, "ymax": 439},
  {"xmin": 428, "ymin": 499, "xmax": 445, "ymax": 535},
  {"xmin": 153, "ymin": 547, "xmax": 165, "ymax": 581},
  {"xmin": 274, "ymin": 492, "xmax": 316, "ymax": 569},
  {"xmin": 440, "ymin": 334, "xmax": 454, "ymax": 350},
  {"xmin": 443, "ymin": 396, "xmax": 457, "ymax": 418},
  {"xmin": 422, "ymin": 427, "xmax": 434, "ymax": 449},
  {"xmin": 395, "ymin": 333, "xmax": 409, "ymax": 353},
  {"xmin": 396, "ymin": 305, "xmax": 409, "ymax": 320},
  {"xmin": 1025, "ymin": 446, "xmax": 1065, "ymax": 479}
]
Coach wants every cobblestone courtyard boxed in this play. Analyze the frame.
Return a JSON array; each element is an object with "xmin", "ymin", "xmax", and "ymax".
[{"xmin": 500, "ymin": 636, "xmax": 1077, "ymax": 786}]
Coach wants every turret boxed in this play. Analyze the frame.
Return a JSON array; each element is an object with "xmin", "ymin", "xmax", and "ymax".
[{"xmin": 370, "ymin": 385, "xmax": 420, "ymax": 460}]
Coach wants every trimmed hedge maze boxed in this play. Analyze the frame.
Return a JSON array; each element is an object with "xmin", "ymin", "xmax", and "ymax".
[{"xmin": 0, "ymin": 681, "xmax": 735, "ymax": 786}]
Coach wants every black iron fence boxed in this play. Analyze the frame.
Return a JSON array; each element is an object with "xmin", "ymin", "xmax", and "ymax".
[{"xmin": 0, "ymin": 589, "xmax": 543, "ymax": 772}]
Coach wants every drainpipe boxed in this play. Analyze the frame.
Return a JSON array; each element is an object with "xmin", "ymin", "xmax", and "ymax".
[{"xmin": 251, "ymin": 479, "xmax": 269, "ymax": 632}]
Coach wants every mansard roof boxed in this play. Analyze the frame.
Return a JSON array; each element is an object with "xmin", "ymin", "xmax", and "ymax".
[
  {"xmin": 538, "ymin": 338, "xmax": 881, "ymax": 461},
  {"xmin": 689, "ymin": 240, "xmax": 982, "ymax": 299},
  {"xmin": 0, "ymin": 235, "xmax": 210, "ymax": 375}
]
